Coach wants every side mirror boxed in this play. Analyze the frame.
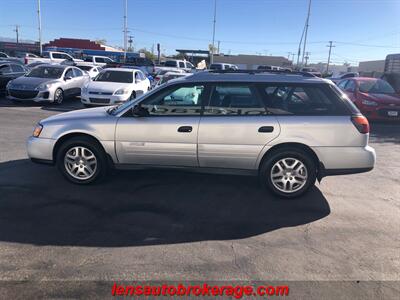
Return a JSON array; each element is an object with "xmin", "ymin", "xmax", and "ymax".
[
  {"xmin": 132, "ymin": 104, "xmax": 149, "ymax": 117},
  {"xmin": 64, "ymin": 76, "xmax": 72, "ymax": 81}
]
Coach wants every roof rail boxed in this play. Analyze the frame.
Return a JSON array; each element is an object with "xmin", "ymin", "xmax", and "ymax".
[{"xmin": 207, "ymin": 69, "xmax": 316, "ymax": 77}]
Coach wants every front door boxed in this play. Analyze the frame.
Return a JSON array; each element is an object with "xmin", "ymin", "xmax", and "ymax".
[{"xmin": 115, "ymin": 83, "xmax": 206, "ymax": 166}]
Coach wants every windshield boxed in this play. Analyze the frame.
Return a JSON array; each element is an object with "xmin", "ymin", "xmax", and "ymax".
[
  {"xmin": 78, "ymin": 65, "xmax": 93, "ymax": 71},
  {"xmin": 26, "ymin": 66, "xmax": 64, "ymax": 78},
  {"xmin": 359, "ymin": 79, "xmax": 395, "ymax": 94},
  {"xmin": 94, "ymin": 70, "xmax": 132, "ymax": 83},
  {"xmin": 108, "ymin": 94, "xmax": 145, "ymax": 115}
]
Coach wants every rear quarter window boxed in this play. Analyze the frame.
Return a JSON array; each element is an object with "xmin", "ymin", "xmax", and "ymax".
[{"xmin": 258, "ymin": 83, "xmax": 351, "ymax": 116}]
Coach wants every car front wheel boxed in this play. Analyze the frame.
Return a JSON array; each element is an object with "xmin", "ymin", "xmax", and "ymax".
[
  {"xmin": 56, "ymin": 137, "xmax": 108, "ymax": 184},
  {"xmin": 260, "ymin": 148, "xmax": 316, "ymax": 198},
  {"xmin": 54, "ymin": 88, "xmax": 64, "ymax": 105}
]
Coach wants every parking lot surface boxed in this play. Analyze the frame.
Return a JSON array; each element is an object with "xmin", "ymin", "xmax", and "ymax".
[{"xmin": 0, "ymin": 96, "xmax": 399, "ymax": 297}]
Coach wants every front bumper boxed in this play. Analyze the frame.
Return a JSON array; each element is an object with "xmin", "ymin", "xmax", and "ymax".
[
  {"xmin": 27, "ymin": 136, "xmax": 56, "ymax": 163},
  {"xmin": 7, "ymin": 88, "xmax": 55, "ymax": 102},
  {"xmin": 81, "ymin": 92, "xmax": 130, "ymax": 106}
]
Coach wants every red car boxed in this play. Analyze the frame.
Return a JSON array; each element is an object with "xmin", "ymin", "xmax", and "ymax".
[{"xmin": 337, "ymin": 77, "xmax": 400, "ymax": 121}]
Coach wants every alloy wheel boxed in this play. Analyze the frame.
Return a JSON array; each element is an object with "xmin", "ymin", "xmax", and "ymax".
[
  {"xmin": 64, "ymin": 146, "xmax": 97, "ymax": 180},
  {"xmin": 270, "ymin": 157, "xmax": 308, "ymax": 193}
]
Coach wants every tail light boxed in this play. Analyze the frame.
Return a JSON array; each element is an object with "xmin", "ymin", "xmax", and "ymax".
[
  {"xmin": 155, "ymin": 76, "xmax": 160, "ymax": 81},
  {"xmin": 351, "ymin": 115, "xmax": 369, "ymax": 134}
]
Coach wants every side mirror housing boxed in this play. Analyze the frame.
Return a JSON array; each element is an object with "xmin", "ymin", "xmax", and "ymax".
[
  {"xmin": 64, "ymin": 76, "xmax": 72, "ymax": 81},
  {"xmin": 132, "ymin": 104, "xmax": 149, "ymax": 117}
]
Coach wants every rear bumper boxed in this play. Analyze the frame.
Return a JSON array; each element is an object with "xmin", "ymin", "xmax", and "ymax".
[{"xmin": 313, "ymin": 145, "xmax": 376, "ymax": 177}]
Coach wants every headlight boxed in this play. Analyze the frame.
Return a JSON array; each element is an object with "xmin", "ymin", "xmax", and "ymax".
[
  {"xmin": 361, "ymin": 99, "xmax": 378, "ymax": 106},
  {"xmin": 36, "ymin": 83, "xmax": 52, "ymax": 91},
  {"xmin": 114, "ymin": 88, "xmax": 129, "ymax": 95},
  {"xmin": 32, "ymin": 124, "xmax": 43, "ymax": 137}
]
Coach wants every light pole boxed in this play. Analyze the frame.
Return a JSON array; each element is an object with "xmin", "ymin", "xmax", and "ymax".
[
  {"xmin": 37, "ymin": 0, "xmax": 42, "ymax": 55},
  {"xmin": 123, "ymin": 0, "xmax": 128, "ymax": 62},
  {"xmin": 210, "ymin": 0, "xmax": 217, "ymax": 65},
  {"xmin": 301, "ymin": 0, "xmax": 312, "ymax": 66},
  {"xmin": 326, "ymin": 41, "xmax": 335, "ymax": 73}
]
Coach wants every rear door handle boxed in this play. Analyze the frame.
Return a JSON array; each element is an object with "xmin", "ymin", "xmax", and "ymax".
[
  {"xmin": 178, "ymin": 126, "xmax": 193, "ymax": 133},
  {"xmin": 258, "ymin": 126, "xmax": 274, "ymax": 133}
]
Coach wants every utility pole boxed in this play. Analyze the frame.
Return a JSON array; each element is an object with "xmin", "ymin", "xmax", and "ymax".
[
  {"xmin": 305, "ymin": 52, "xmax": 310, "ymax": 66},
  {"xmin": 14, "ymin": 25, "xmax": 19, "ymax": 45},
  {"xmin": 326, "ymin": 41, "xmax": 335, "ymax": 73},
  {"xmin": 128, "ymin": 35, "xmax": 133, "ymax": 52},
  {"xmin": 291, "ymin": 53, "xmax": 295, "ymax": 62},
  {"xmin": 217, "ymin": 40, "xmax": 220, "ymax": 54},
  {"xmin": 123, "ymin": 0, "xmax": 128, "ymax": 62},
  {"xmin": 301, "ymin": 0, "xmax": 312, "ymax": 66},
  {"xmin": 37, "ymin": 0, "xmax": 42, "ymax": 55},
  {"xmin": 210, "ymin": 0, "xmax": 217, "ymax": 64}
]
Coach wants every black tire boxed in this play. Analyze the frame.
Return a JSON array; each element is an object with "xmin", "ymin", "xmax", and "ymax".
[
  {"xmin": 130, "ymin": 91, "xmax": 136, "ymax": 100},
  {"xmin": 56, "ymin": 136, "xmax": 108, "ymax": 185},
  {"xmin": 54, "ymin": 88, "xmax": 64, "ymax": 105},
  {"xmin": 260, "ymin": 148, "xmax": 317, "ymax": 198},
  {"xmin": 83, "ymin": 104, "xmax": 92, "ymax": 108}
]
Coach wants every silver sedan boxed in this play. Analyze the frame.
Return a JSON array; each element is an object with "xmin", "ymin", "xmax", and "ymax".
[{"xmin": 7, "ymin": 64, "xmax": 89, "ymax": 104}]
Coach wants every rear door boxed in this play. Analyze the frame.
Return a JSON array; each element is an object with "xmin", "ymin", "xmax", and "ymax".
[
  {"xmin": 198, "ymin": 83, "xmax": 280, "ymax": 170},
  {"xmin": 115, "ymin": 82, "xmax": 206, "ymax": 166}
]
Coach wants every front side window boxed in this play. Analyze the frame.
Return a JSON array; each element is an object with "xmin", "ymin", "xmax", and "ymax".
[
  {"xmin": 205, "ymin": 84, "xmax": 266, "ymax": 116},
  {"xmin": 0, "ymin": 64, "xmax": 12, "ymax": 74},
  {"xmin": 344, "ymin": 80, "xmax": 356, "ymax": 92},
  {"xmin": 140, "ymin": 84, "xmax": 205, "ymax": 116},
  {"xmin": 95, "ymin": 57, "xmax": 105, "ymax": 63},
  {"xmin": 73, "ymin": 68, "xmax": 83, "ymax": 77},
  {"xmin": 262, "ymin": 84, "xmax": 344, "ymax": 115},
  {"xmin": 52, "ymin": 53, "xmax": 63, "ymax": 59},
  {"xmin": 337, "ymin": 80, "xmax": 348, "ymax": 89},
  {"xmin": 11, "ymin": 64, "xmax": 25, "ymax": 72},
  {"xmin": 65, "ymin": 68, "xmax": 75, "ymax": 78}
]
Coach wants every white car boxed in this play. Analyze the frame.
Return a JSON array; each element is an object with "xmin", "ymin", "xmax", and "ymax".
[
  {"xmin": 81, "ymin": 68, "xmax": 150, "ymax": 107},
  {"xmin": 83, "ymin": 55, "xmax": 114, "ymax": 67},
  {"xmin": 76, "ymin": 64, "xmax": 102, "ymax": 79},
  {"xmin": 155, "ymin": 71, "xmax": 190, "ymax": 87}
]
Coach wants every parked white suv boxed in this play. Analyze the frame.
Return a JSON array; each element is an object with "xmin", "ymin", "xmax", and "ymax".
[
  {"xmin": 81, "ymin": 68, "xmax": 150, "ymax": 107},
  {"xmin": 27, "ymin": 70, "xmax": 375, "ymax": 198}
]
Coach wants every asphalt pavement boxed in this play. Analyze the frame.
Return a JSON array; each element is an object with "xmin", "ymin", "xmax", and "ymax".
[{"xmin": 0, "ymin": 96, "xmax": 399, "ymax": 299}]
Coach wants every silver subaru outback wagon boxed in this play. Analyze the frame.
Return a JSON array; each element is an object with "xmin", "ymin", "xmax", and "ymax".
[{"xmin": 27, "ymin": 70, "xmax": 376, "ymax": 198}]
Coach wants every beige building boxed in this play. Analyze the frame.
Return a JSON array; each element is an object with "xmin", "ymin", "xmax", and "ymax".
[
  {"xmin": 213, "ymin": 54, "xmax": 292, "ymax": 70},
  {"xmin": 358, "ymin": 60, "xmax": 385, "ymax": 74}
]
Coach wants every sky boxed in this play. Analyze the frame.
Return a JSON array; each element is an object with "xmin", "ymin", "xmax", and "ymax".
[{"xmin": 0, "ymin": 0, "xmax": 399, "ymax": 66}]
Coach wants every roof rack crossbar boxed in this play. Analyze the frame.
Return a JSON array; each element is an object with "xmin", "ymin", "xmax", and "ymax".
[{"xmin": 207, "ymin": 69, "xmax": 316, "ymax": 77}]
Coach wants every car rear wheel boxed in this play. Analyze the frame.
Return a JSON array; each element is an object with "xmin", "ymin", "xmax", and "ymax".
[
  {"xmin": 56, "ymin": 136, "xmax": 108, "ymax": 184},
  {"xmin": 54, "ymin": 88, "xmax": 64, "ymax": 105},
  {"xmin": 260, "ymin": 148, "xmax": 316, "ymax": 198}
]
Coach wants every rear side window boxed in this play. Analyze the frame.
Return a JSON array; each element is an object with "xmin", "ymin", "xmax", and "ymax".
[
  {"xmin": 205, "ymin": 84, "xmax": 267, "ymax": 116},
  {"xmin": 261, "ymin": 84, "xmax": 348, "ymax": 115},
  {"xmin": 179, "ymin": 62, "xmax": 185, "ymax": 68}
]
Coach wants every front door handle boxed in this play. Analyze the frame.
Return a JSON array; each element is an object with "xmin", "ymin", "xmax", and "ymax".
[
  {"xmin": 258, "ymin": 126, "xmax": 274, "ymax": 133},
  {"xmin": 178, "ymin": 126, "xmax": 193, "ymax": 133}
]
